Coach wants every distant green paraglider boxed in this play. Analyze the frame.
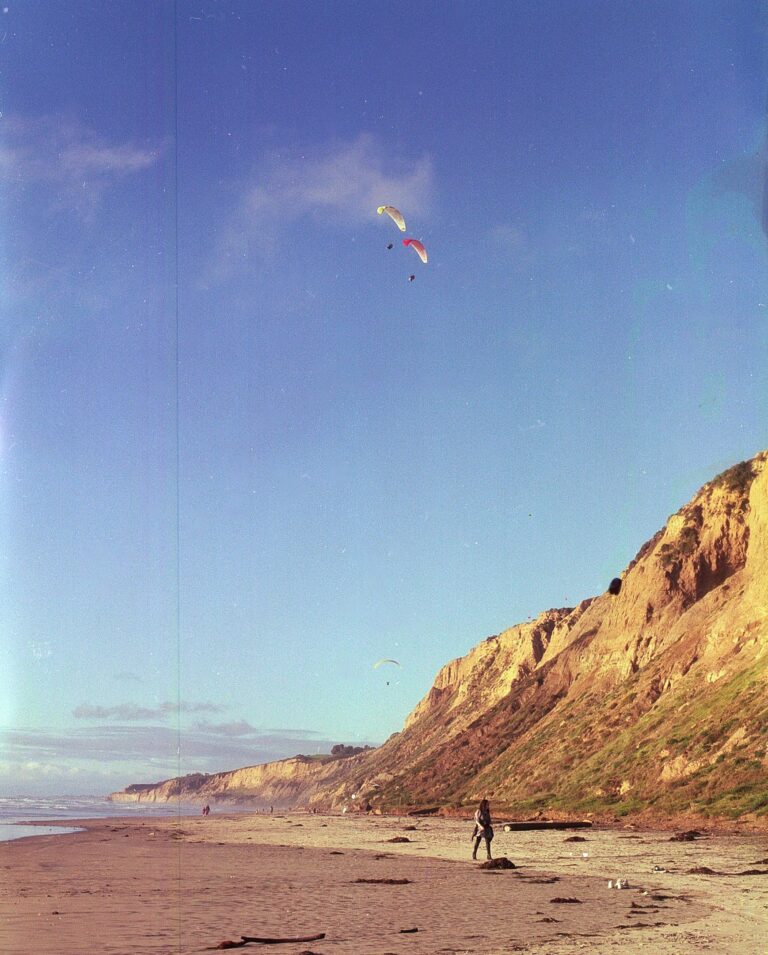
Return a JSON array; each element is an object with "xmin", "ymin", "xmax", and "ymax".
[{"xmin": 374, "ymin": 657, "xmax": 401, "ymax": 686}]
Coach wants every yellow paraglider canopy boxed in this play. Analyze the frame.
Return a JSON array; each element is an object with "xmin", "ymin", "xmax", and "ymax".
[{"xmin": 377, "ymin": 205, "xmax": 406, "ymax": 232}]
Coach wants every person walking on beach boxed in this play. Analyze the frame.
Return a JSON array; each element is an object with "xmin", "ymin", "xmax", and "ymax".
[{"xmin": 471, "ymin": 798, "xmax": 494, "ymax": 860}]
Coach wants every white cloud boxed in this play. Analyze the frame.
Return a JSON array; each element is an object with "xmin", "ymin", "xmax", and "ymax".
[
  {"xmin": 0, "ymin": 724, "xmax": 371, "ymax": 794},
  {"xmin": 73, "ymin": 701, "xmax": 225, "ymax": 722},
  {"xmin": 0, "ymin": 113, "xmax": 164, "ymax": 213},
  {"xmin": 60, "ymin": 142, "xmax": 159, "ymax": 176},
  {"xmin": 194, "ymin": 719, "xmax": 260, "ymax": 736},
  {"xmin": 210, "ymin": 133, "xmax": 433, "ymax": 279},
  {"xmin": 0, "ymin": 757, "xmax": 133, "ymax": 795},
  {"xmin": 0, "ymin": 759, "xmax": 84, "ymax": 781}
]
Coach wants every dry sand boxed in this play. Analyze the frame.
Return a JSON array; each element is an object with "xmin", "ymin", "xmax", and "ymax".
[{"xmin": 1, "ymin": 811, "xmax": 767, "ymax": 954}]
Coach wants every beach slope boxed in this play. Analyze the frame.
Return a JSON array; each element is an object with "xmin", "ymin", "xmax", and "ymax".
[{"xmin": 2, "ymin": 812, "xmax": 766, "ymax": 954}]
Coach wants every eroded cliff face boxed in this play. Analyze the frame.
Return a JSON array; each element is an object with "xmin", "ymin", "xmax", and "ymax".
[
  {"xmin": 403, "ymin": 607, "xmax": 577, "ymax": 731},
  {"xmin": 111, "ymin": 453, "xmax": 768, "ymax": 824},
  {"xmin": 110, "ymin": 754, "xmax": 368, "ymax": 808}
]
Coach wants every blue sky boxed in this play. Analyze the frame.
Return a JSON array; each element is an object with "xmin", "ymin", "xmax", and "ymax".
[{"xmin": 1, "ymin": 1, "xmax": 766, "ymax": 795}]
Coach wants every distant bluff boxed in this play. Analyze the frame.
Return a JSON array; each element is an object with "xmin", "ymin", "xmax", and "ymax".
[{"xmin": 111, "ymin": 452, "xmax": 768, "ymax": 827}]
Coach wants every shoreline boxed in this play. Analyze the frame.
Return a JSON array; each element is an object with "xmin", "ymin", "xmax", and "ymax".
[
  {"xmin": 13, "ymin": 806, "xmax": 768, "ymax": 847},
  {"xmin": 2, "ymin": 812, "xmax": 766, "ymax": 954}
]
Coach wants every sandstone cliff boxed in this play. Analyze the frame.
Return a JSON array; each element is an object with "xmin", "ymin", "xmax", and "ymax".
[
  {"xmin": 111, "ymin": 453, "xmax": 768, "ymax": 825},
  {"xmin": 109, "ymin": 754, "xmax": 368, "ymax": 808}
]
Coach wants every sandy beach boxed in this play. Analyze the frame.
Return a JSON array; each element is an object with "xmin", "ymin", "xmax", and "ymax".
[{"xmin": 1, "ymin": 812, "xmax": 766, "ymax": 955}]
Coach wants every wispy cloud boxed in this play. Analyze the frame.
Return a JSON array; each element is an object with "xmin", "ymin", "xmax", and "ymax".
[
  {"xmin": 0, "ymin": 758, "xmax": 88, "ymax": 784},
  {"xmin": 709, "ymin": 149, "xmax": 766, "ymax": 223},
  {"xmin": 0, "ymin": 724, "xmax": 364, "ymax": 794},
  {"xmin": 192, "ymin": 720, "xmax": 331, "ymax": 739},
  {"xmin": 5, "ymin": 725, "xmax": 310, "ymax": 763},
  {"xmin": 0, "ymin": 113, "xmax": 164, "ymax": 214},
  {"xmin": 210, "ymin": 133, "xmax": 433, "ymax": 279},
  {"xmin": 194, "ymin": 719, "xmax": 260, "ymax": 736},
  {"xmin": 73, "ymin": 701, "xmax": 225, "ymax": 721},
  {"xmin": 490, "ymin": 222, "xmax": 535, "ymax": 271},
  {"xmin": 518, "ymin": 418, "xmax": 546, "ymax": 433},
  {"xmin": 112, "ymin": 672, "xmax": 143, "ymax": 684}
]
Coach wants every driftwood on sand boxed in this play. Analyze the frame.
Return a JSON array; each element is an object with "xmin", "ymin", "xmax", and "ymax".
[
  {"xmin": 353, "ymin": 877, "xmax": 412, "ymax": 884},
  {"xmin": 501, "ymin": 820, "xmax": 592, "ymax": 831},
  {"xmin": 214, "ymin": 933, "xmax": 326, "ymax": 949}
]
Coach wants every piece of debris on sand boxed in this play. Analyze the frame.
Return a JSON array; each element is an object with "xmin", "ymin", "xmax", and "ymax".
[
  {"xmin": 214, "ymin": 932, "xmax": 326, "ymax": 949},
  {"xmin": 353, "ymin": 878, "xmax": 412, "ymax": 885},
  {"xmin": 478, "ymin": 857, "xmax": 516, "ymax": 870},
  {"xmin": 670, "ymin": 830, "xmax": 703, "ymax": 842}
]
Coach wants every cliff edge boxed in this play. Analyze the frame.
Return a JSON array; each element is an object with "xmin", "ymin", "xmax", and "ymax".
[{"xmin": 111, "ymin": 453, "xmax": 768, "ymax": 826}]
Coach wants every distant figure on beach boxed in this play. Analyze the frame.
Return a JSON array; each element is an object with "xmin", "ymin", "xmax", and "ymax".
[
  {"xmin": 471, "ymin": 798, "xmax": 494, "ymax": 860},
  {"xmin": 202, "ymin": 804, "xmax": 210, "ymax": 816}
]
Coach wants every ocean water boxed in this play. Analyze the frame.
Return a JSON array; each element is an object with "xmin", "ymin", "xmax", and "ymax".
[{"xmin": 0, "ymin": 794, "xmax": 206, "ymax": 843}]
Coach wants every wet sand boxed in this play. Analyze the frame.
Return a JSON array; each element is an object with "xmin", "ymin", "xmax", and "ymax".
[{"xmin": 1, "ymin": 812, "xmax": 766, "ymax": 954}]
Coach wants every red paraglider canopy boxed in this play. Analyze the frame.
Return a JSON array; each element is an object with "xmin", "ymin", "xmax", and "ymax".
[{"xmin": 402, "ymin": 238, "xmax": 428, "ymax": 264}]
